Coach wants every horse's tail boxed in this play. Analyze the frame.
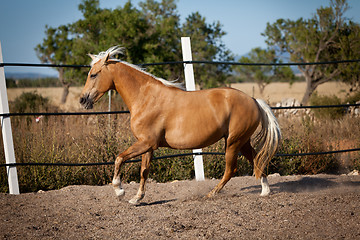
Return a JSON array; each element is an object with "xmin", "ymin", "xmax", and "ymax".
[{"xmin": 252, "ymin": 99, "xmax": 282, "ymax": 179}]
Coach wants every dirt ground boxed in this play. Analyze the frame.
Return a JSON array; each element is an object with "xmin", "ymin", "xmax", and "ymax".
[{"xmin": 1, "ymin": 174, "xmax": 359, "ymax": 239}]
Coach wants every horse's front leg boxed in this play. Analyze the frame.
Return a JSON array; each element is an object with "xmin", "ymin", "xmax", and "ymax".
[
  {"xmin": 112, "ymin": 141, "xmax": 152, "ymax": 200},
  {"xmin": 129, "ymin": 150, "xmax": 153, "ymax": 205}
]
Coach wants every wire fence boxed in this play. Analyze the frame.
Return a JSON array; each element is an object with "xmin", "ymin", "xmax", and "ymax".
[
  {"xmin": 1, "ymin": 58, "xmax": 360, "ymax": 68},
  {"xmin": 1, "ymin": 103, "xmax": 360, "ymax": 117},
  {"xmin": 1, "ymin": 59, "xmax": 360, "ymax": 168}
]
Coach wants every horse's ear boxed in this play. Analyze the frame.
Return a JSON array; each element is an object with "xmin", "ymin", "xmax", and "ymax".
[
  {"xmin": 105, "ymin": 52, "xmax": 111, "ymax": 63},
  {"xmin": 103, "ymin": 52, "xmax": 119, "ymax": 66},
  {"xmin": 102, "ymin": 52, "xmax": 113, "ymax": 66},
  {"xmin": 88, "ymin": 54, "xmax": 96, "ymax": 61}
]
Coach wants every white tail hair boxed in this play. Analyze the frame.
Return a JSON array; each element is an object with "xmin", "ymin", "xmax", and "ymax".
[{"xmin": 253, "ymin": 99, "xmax": 282, "ymax": 179}]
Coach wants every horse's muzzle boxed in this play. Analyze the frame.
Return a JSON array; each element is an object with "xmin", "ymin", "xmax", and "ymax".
[{"xmin": 79, "ymin": 94, "xmax": 94, "ymax": 109}]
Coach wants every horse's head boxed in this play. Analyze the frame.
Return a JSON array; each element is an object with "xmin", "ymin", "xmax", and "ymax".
[{"xmin": 79, "ymin": 46, "xmax": 124, "ymax": 109}]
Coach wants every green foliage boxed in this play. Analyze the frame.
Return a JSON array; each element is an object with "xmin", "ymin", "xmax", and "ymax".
[
  {"xmin": 181, "ymin": 12, "xmax": 234, "ymax": 88},
  {"xmin": 344, "ymin": 90, "xmax": 360, "ymax": 104},
  {"xmin": 9, "ymin": 92, "xmax": 59, "ymax": 125},
  {"xmin": 35, "ymin": 0, "xmax": 233, "ymax": 93},
  {"xmin": 262, "ymin": 0, "xmax": 360, "ymax": 104},
  {"xmin": 352, "ymin": 158, "xmax": 360, "ymax": 171},
  {"xmin": 139, "ymin": 0, "xmax": 183, "ymax": 80},
  {"xmin": 11, "ymin": 92, "xmax": 51, "ymax": 113},
  {"xmin": 234, "ymin": 47, "xmax": 294, "ymax": 94},
  {"xmin": 5, "ymin": 78, "xmax": 17, "ymax": 87},
  {"xmin": 310, "ymin": 92, "xmax": 345, "ymax": 119}
]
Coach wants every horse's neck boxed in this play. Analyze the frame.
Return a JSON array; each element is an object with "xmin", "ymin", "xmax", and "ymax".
[{"xmin": 112, "ymin": 62, "xmax": 161, "ymax": 112}]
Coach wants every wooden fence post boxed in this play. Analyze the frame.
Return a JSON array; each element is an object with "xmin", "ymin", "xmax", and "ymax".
[
  {"xmin": 181, "ymin": 37, "xmax": 205, "ymax": 181},
  {"xmin": 0, "ymin": 41, "xmax": 20, "ymax": 194}
]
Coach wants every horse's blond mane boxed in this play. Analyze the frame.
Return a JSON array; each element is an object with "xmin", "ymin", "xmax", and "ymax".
[
  {"xmin": 90, "ymin": 46, "xmax": 184, "ymax": 89},
  {"xmin": 89, "ymin": 46, "xmax": 125, "ymax": 67}
]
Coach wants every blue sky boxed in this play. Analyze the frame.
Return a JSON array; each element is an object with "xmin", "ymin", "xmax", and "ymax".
[{"xmin": 1, "ymin": 0, "xmax": 359, "ymax": 76}]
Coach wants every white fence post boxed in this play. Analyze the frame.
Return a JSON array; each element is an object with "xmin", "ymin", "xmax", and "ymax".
[
  {"xmin": 0, "ymin": 41, "xmax": 20, "ymax": 194},
  {"xmin": 181, "ymin": 37, "xmax": 205, "ymax": 181}
]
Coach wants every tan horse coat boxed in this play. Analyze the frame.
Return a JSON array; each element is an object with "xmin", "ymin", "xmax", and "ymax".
[{"xmin": 80, "ymin": 46, "xmax": 281, "ymax": 204}]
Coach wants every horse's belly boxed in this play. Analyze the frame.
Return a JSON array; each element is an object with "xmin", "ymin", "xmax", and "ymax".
[
  {"xmin": 164, "ymin": 131, "xmax": 223, "ymax": 149},
  {"xmin": 163, "ymin": 116, "xmax": 226, "ymax": 149}
]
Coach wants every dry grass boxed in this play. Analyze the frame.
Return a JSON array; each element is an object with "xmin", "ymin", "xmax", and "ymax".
[{"xmin": 1, "ymin": 82, "xmax": 359, "ymax": 193}]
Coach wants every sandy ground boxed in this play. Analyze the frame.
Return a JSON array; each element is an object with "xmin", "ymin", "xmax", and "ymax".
[
  {"xmin": 6, "ymin": 82, "xmax": 351, "ymax": 111},
  {"xmin": 1, "ymin": 174, "xmax": 359, "ymax": 239}
]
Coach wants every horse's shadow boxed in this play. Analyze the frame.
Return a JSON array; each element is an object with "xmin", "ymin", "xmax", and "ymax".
[
  {"xmin": 240, "ymin": 176, "xmax": 360, "ymax": 194},
  {"xmin": 135, "ymin": 198, "xmax": 177, "ymax": 207}
]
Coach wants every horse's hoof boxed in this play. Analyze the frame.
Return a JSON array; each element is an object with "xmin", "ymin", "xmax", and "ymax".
[
  {"xmin": 114, "ymin": 188, "xmax": 125, "ymax": 200},
  {"xmin": 128, "ymin": 198, "xmax": 140, "ymax": 205},
  {"xmin": 129, "ymin": 193, "xmax": 145, "ymax": 205},
  {"xmin": 206, "ymin": 191, "xmax": 216, "ymax": 198},
  {"xmin": 260, "ymin": 189, "xmax": 270, "ymax": 197}
]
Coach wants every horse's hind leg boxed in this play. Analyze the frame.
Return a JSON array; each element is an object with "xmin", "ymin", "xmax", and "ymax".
[
  {"xmin": 129, "ymin": 150, "xmax": 153, "ymax": 205},
  {"xmin": 240, "ymin": 140, "xmax": 270, "ymax": 196},
  {"xmin": 260, "ymin": 176, "xmax": 270, "ymax": 196},
  {"xmin": 240, "ymin": 140, "xmax": 256, "ymax": 167},
  {"xmin": 207, "ymin": 142, "xmax": 240, "ymax": 198}
]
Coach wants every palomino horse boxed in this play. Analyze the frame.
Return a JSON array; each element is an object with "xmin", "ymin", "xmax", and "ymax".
[{"xmin": 80, "ymin": 46, "xmax": 281, "ymax": 204}]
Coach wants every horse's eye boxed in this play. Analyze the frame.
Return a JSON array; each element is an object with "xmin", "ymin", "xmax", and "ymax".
[{"xmin": 90, "ymin": 73, "xmax": 97, "ymax": 79}]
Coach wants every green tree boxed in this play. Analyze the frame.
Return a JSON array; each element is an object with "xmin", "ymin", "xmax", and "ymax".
[
  {"xmin": 36, "ymin": 0, "xmax": 149, "ymax": 103},
  {"xmin": 182, "ymin": 12, "xmax": 234, "ymax": 89},
  {"xmin": 36, "ymin": 0, "xmax": 234, "ymax": 101},
  {"xmin": 335, "ymin": 21, "xmax": 360, "ymax": 92},
  {"xmin": 139, "ymin": 0, "xmax": 183, "ymax": 79},
  {"xmin": 140, "ymin": 0, "xmax": 234, "ymax": 88},
  {"xmin": 234, "ymin": 47, "xmax": 294, "ymax": 95},
  {"xmin": 70, "ymin": 0, "xmax": 150, "ymax": 80},
  {"xmin": 35, "ymin": 25, "xmax": 73, "ymax": 104},
  {"xmin": 262, "ymin": 0, "xmax": 360, "ymax": 104}
]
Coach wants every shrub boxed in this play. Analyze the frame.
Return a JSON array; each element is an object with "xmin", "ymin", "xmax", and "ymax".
[
  {"xmin": 9, "ymin": 92, "xmax": 59, "ymax": 125},
  {"xmin": 310, "ymin": 92, "xmax": 345, "ymax": 119},
  {"xmin": 11, "ymin": 91, "xmax": 51, "ymax": 113},
  {"xmin": 344, "ymin": 90, "xmax": 360, "ymax": 104}
]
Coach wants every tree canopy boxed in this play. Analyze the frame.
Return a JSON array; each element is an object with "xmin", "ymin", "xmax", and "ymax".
[
  {"xmin": 262, "ymin": 0, "xmax": 360, "ymax": 104},
  {"xmin": 234, "ymin": 47, "xmax": 294, "ymax": 95},
  {"xmin": 35, "ymin": 0, "xmax": 233, "ymax": 103}
]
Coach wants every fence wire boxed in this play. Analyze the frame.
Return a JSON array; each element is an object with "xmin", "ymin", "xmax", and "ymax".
[
  {"xmin": 1, "ymin": 59, "xmax": 360, "ymax": 68},
  {"xmin": 1, "ymin": 103, "xmax": 360, "ymax": 117},
  {"xmin": 1, "ymin": 148, "xmax": 360, "ymax": 167}
]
